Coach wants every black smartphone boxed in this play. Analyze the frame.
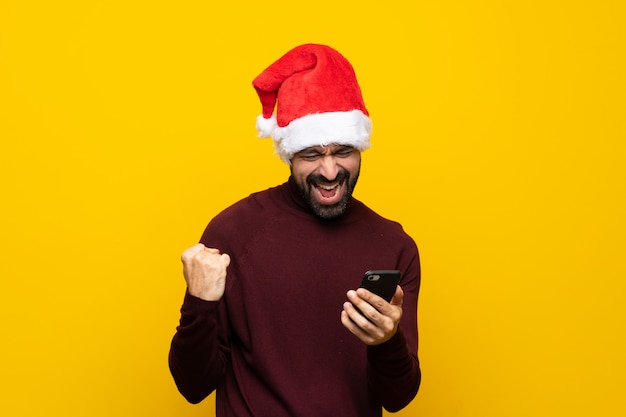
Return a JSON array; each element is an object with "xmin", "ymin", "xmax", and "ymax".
[{"xmin": 359, "ymin": 270, "xmax": 402, "ymax": 302}]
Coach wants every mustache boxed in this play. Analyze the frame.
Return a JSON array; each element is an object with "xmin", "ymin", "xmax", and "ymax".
[{"xmin": 306, "ymin": 169, "xmax": 350, "ymax": 186}]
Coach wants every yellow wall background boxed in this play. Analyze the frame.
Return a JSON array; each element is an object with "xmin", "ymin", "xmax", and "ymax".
[{"xmin": 1, "ymin": 1, "xmax": 624, "ymax": 416}]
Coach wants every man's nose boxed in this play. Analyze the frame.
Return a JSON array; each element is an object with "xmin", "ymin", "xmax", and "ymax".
[{"xmin": 318, "ymin": 155, "xmax": 340, "ymax": 181}]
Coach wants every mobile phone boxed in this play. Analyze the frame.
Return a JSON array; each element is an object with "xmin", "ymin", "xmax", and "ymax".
[{"xmin": 360, "ymin": 270, "xmax": 402, "ymax": 302}]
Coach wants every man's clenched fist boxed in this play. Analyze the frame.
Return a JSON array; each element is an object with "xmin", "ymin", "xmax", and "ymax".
[{"xmin": 181, "ymin": 243, "xmax": 231, "ymax": 301}]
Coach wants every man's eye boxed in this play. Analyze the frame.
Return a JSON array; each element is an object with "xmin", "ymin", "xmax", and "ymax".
[
  {"xmin": 300, "ymin": 154, "xmax": 321, "ymax": 161},
  {"xmin": 336, "ymin": 150, "xmax": 354, "ymax": 157}
]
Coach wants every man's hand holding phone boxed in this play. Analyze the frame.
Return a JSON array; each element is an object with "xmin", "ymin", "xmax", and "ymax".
[{"xmin": 340, "ymin": 270, "xmax": 404, "ymax": 346}]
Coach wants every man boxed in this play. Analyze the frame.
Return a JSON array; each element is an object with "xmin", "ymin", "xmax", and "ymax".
[{"xmin": 169, "ymin": 44, "xmax": 421, "ymax": 417}]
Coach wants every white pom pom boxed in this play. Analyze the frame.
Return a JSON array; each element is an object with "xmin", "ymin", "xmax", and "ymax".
[{"xmin": 256, "ymin": 114, "xmax": 278, "ymax": 138}]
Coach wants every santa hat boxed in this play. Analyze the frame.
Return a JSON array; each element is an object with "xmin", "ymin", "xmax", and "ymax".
[{"xmin": 252, "ymin": 44, "xmax": 372, "ymax": 163}]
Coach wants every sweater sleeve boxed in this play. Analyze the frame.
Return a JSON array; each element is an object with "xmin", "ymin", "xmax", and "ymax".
[
  {"xmin": 168, "ymin": 291, "xmax": 229, "ymax": 404},
  {"xmin": 367, "ymin": 329, "xmax": 421, "ymax": 412},
  {"xmin": 366, "ymin": 234, "xmax": 421, "ymax": 412}
]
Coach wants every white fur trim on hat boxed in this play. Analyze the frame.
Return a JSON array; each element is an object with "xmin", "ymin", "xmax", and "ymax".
[
  {"xmin": 257, "ymin": 110, "xmax": 372, "ymax": 163},
  {"xmin": 256, "ymin": 113, "xmax": 279, "ymax": 138}
]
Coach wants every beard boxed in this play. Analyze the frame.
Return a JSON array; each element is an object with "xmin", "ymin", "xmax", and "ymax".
[{"xmin": 295, "ymin": 168, "xmax": 360, "ymax": 219}]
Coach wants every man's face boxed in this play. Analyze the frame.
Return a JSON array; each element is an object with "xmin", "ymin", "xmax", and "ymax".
[{"xmin": 291, "ymin": 144, "xmax": 361, "ymax": 219}]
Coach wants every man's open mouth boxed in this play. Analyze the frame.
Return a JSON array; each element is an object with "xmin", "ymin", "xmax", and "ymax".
[
  {"xmin": 312, "ymin": 180, "xmax": 345, "ymax": 204},
  {"xmin": 315, "ymin": 181, "xmax": 342, "ymax": 199},
  {"xmin": 307, "ymin": 170, "xmax": 350, "ymax": 205}
]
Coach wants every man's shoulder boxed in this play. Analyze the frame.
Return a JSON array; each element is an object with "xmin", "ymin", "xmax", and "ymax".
[
  {"xmin": 351, "ymin": 198, "xmax": 415, "ymax": 240},
  {"xmin": 228, "ymin": 182, "xmax": 286, "ymax": 211},
  {"xmin": 199, "ymin": 183, "xmax": 288, "ymax": 246},
  {"xmin": 351, "ymin": 198, "xmax": 402, "ymax": 226},
  {"xmin": 210, "ymin": 183, "xmax": 287, "ymax": 223}
]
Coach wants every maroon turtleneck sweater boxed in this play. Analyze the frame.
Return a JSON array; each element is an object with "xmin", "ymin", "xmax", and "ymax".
[{"xmin": 169, "ymin": 178, "xmax": 421, "ymax": 417}]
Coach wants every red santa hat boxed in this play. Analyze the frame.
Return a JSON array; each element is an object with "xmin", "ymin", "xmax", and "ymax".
[{"xmin": 252, "ymin": 44, "xmax": 372, "ymax": 163}]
